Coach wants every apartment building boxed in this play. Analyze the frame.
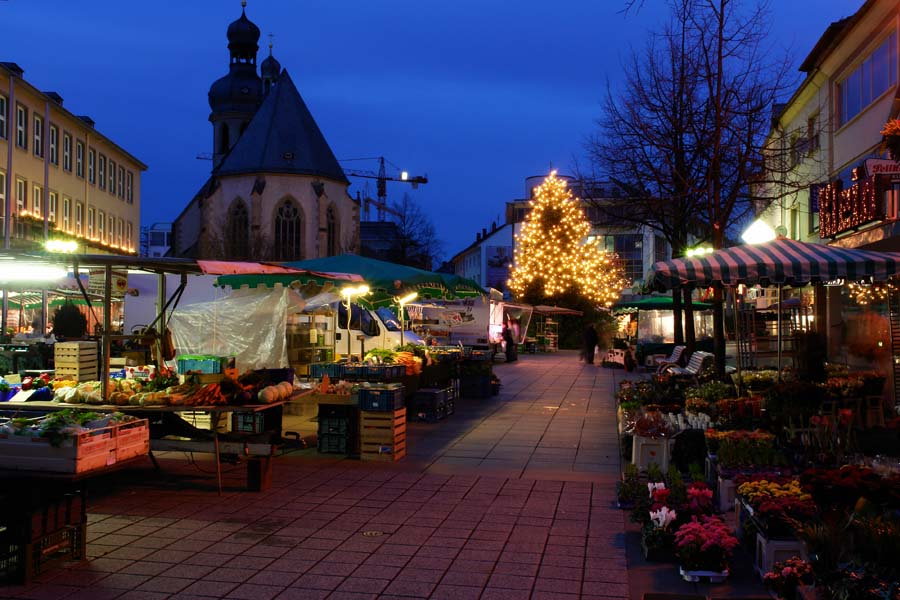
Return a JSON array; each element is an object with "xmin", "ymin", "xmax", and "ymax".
[{"xmin": 0, "ymin": 62, "xmax": 145, "ymax": 254}]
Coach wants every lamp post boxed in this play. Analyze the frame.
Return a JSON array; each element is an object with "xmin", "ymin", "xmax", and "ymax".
[
  {"xmin": 397, "ymin": 292, "xmax": 418, "ymax": 347},
  {"xmin": 340, "ymin": 285, "xmax": 369, "ymax": 358}
]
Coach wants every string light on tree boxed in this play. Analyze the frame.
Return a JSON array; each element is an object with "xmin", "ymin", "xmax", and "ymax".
[
  {"xmin": 507, "ymin": 171, "xmax": 628, "ymax": 307},
  {"xmin": 846, "ymin": 279, "xmax": 899, "ymax": 305}
]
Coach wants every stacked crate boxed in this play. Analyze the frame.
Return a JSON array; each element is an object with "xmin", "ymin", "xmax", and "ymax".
[
  {"xmin": 360, "ymin": 408, "xmax": 407, "ymax": 461},
  {"xmin": 317, "ymin": 404, "xmax": 358, "ymax": 456},
  {"xmin": 54, "ymin": 342, "xmax": 97, "ymax": 382},
  {"xmin": 412, "ymin": 388, "xmax": 447, "ymax": 423}
]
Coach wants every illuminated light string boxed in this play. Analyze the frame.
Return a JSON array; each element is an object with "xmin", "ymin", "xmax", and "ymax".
[
  {"xmin": 507, "ymin": 171, "xmax": 628, "ymax": 306},
  {"xmin": 846, "ymin": 279, "xmax": 900, "ymax": 306}
]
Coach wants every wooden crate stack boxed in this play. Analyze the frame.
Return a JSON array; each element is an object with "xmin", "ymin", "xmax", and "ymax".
[
  {"xmin": 54, "ymin": 342, "xmax": 98, "ymax": 382},
  {"xmin": 359, "ymin": 407, "xmax": 407, "ymax": 461}
]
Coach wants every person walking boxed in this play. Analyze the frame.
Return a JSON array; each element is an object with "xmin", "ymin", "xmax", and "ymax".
[{"xmin": 582, "ymin": 323, "xmax": 599, "ymax": 364}]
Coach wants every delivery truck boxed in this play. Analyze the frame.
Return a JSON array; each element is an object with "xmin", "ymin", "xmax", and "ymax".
[{"xmin": 408, "ymin": 291, "xmax": 532, "ymax": 350}]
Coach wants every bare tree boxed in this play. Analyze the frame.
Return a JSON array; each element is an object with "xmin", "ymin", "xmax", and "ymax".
[
  {"xmin": 585, "ymin": 0, "xmax": 815, "ymax": 372},
  {"xmin": 380, "ymin": 193, "xmax": 442, "ymax": 271}
]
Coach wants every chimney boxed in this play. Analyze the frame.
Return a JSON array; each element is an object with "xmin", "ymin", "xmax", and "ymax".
[
  {"xmin": 44, "ymin": 92, "xmax": 64, "ymax": 106},
  {"xmin": 491, "ymin": 221, "xmax": 497, "ymax": 232},
  {"xmin": 78, "ymin": 115, "xmax": 95, "ymax": 128},
  {"xmin": 476, "ymin": 232, "xmax": 482, "ymax": 242},
  {"xmin": 482, "ymin": 228, "xmax": 487, "ymax": 238}
]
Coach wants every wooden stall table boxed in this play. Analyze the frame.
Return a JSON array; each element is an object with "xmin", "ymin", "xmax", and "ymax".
[{"xmin": 2, "ymin": 399, "xmax": 288, "ymax": 495}]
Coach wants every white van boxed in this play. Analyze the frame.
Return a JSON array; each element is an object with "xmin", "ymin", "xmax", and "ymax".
[{"xmin": 334, "ymin": 302, "xmax": 424, "ymax": 358}]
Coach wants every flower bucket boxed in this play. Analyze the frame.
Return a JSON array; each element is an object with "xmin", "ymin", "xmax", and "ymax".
[{"xmin": 679, "ymin": 566, "xmax": 728, "ymax": 583}]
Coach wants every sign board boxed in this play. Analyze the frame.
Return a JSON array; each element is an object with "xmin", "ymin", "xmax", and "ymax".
[
  {"xmin": 864, "ymin": 158, "xmax": 900, "ymax": 177},
  {"xmin": 88, "ymin": 270, "xmax": 129, "ymax": 297}
]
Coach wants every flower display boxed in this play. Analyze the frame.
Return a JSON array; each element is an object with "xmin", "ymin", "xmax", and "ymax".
[
  {"xmin": 755, "ymin": 496, "xmax": 817, "ymax": 538},
  {"xmin": 674, "ymin": 516, "xmax": 739, "ymax": 572},
  {"xmin": 648, "ymin": 481, "xmax": 666, "ymax": 497},
  {"xmin": 650, "ymin": 506, "xmax": 677, "ymax": 530},
  {"xmin": 763, "ymin": 557, "xmax": 814, "ymax": 600},
  {"xmin": 684, "ymin": 481, "xmax": 714, "ymax": 516},
  {"xmin": 737, "ymin": 479, "xmax": 811, "ymax": 508},
  {"xmin": 706, "ymin": 429, "xmax": 780, "ymax": 468}
]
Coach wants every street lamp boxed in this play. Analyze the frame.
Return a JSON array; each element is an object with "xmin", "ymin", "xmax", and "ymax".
[
  {"xmin": 340, "ymin": 285, "xmax": 369, "ymax": 357},
  {"xmin": 397, "ymin": 292, "xmax": 418, "ymax": 346},
  {"xmin": 741, "ymin": 219, "xmax": 777, "ymax": 245}
]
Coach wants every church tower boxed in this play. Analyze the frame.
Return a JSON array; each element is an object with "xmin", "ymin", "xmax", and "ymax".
[{"xmin": 208, "ymin": 1, "xmax": 262, "ymax": 166}]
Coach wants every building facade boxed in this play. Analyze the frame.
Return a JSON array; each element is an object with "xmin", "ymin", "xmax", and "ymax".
[
  {"xmin": 0, "ymin": 62, "xmax": 145, "ymax": 255},
  {"xmin": 758, "ymin": 0, "xmax": 899, "ymax": 250},
  {"xmin": 450, "ymin": 175, "xmax": 668, "ymax": 297},
  {"xmin": 172, "ymin": 6, "xmax": 359, "ymax": 260}
]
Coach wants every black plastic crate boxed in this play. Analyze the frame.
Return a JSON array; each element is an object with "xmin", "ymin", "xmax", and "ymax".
[
  {"xmin": 0, "ymin": 523, "xmax": 85, "ymax": 584},
  {"xmin": 232, "ymin": 412, "xmax": 265, "ymax": 434},
  {"xmin": 412, "ymin": 388, "xmax": 448, "ymax": 422},
  {"xmin": 358, "ymin": 385, "xmax": 405, "ymax": 411},
  {"xmin": 317, "ymin": 433, "xmax": 353, "ymax": 455},
  {"xmin": 318, "ymin": 404, "xmax": 358, "ymax": 420},
  {"xmin": 318, "ymin": 417, "xmax": 353, "ymax": 436},
  {"xmin": 412, "ymin": 402, "xmax": 445, "ymax": 423},
  {"xmin": 445, "ymin": 398, "xmax": 455, "ymax": 416},
  {"xmin": 310, "ymin": 363, "xmax": 343, "ymax": 379}
]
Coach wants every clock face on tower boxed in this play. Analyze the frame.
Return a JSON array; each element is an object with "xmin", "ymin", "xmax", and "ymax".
[{"xmin": 240, "ymin": 86, "xmax": 250, "ymax": 94}]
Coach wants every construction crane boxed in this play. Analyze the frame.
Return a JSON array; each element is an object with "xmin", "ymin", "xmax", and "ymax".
[{"xmin": 341, "ymin": 157, "xmax": 428, "ymax": 221}]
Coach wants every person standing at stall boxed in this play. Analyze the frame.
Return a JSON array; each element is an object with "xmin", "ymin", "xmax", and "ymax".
[
  {"xmin": 582, "ymin": 323, "xmax": 599, "ymax": 364},
  {"xmin": 502, "ymin": 323, "xmax": 518, "ymax": 362}
]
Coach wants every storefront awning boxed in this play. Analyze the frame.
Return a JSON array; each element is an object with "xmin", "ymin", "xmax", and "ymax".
[{"xmin": 647, "ymin": 237, "xmax": 900, "ymax": 289}]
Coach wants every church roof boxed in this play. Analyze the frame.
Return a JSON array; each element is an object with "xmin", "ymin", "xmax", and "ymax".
[{"xmin": 214, "ymin": 69, "xmax": 348, "ymax": 184}]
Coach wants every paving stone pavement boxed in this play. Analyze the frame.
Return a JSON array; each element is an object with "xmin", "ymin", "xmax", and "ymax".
[{"xmin": 1, "ymin": 351, "xmax": 633, "ymax": 600}]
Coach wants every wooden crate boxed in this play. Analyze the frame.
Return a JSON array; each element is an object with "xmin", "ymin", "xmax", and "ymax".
[
  {"xmin": 54, "ymin": 342, "xmax": 98, "ymax": 382},
  {"xmin": 360, "ymin": 408, "xmax": 407, "ymax": 461}
]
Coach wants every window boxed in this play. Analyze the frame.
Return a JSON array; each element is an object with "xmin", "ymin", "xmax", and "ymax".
[
  {"xmin": 63, "ymin": 133, "xmax": 72, "ymax": 171},
  {"xmin": 15, "ymin": 104, "xmax": 26, "ymax": 148},
  {"xmin": 108, "ymin": 159, "xmax": 116, "ymax": 193},
  {"xmin": 75, "ymin": 201, "xmax": 83, "ymax": 235},
  {"xmin": 15, "ymin": 178, "xmax": 26, "ymax": 214},
  {"xmin": 117, "ymin": 165, "xmax": 124, "ymax": 198},
  {"xmin": 126, "ymin": 221, "xmax": 133, "ymax": 250},
  {"xmin": 600, "ymin": 233, "xmax": 643, "ymax": 285},
  {"xmin": 808, "ymin": 183, "xmax": 821, "ymax": 233},
  {"xmin": 0, "ymin": 94, "xmax": 7, "ymax": 139},
  {"xmin": 839, "ymin": 31, "xmax": 898, "ymax": 125},
  {"xmin": 0, "ymin": 172, "xmax": 5, "ymax": 225},
  {"xmin": 62, "ymin": 196, "xmax": 71, "ymax": 231},
  {"xmin": 126, "ymin": 171, "xmax": 133, "ymax": 203},
  {"xmin": 806, "ymin": 114, "xmax": 820, "ymax": 155},
  {"xmin": 116, "ymin": 218, "xmax": 123, "ymax": 247},
  {"xmin": 98, "ymin": 210, "xmax": 105, "ymax": 242},
  {"xmin": 98, "ymin": 154, "xmax": 106, "ymax": 190},
  {"xmin": 49, "ymin": 125, "xmax": 58, "ymax": 165},
  {"xmin": 790, "ymin": 207, "xmax": 799, "ymax": 239},
  {"xmin": 107, "ymin": 214, "xmax": 114, "ymax": 245},
  {"xmin": 49, "ymin": 191, "xmax": 57, "ymax": 225},
  {"xmin": 273, "ymin": 199, "xmax": 303, "ymax": 260},
  {"xmin": 32, "ymin": 184, "xmax": 41, "ymax": 216},
  {"xmin": 33, "ymin": 114, "xmax": 43, "ymax": 158},
  {"xmin": 75, "ymin": 141, "xmax": 84, "ymax": 177},
  {"xmin": 87, "ymin": 207, "xmax": 94, "ymax": 239},
  {"xmin": 226, "ymin": 199, "xmax": 249, "ymax": 259},
  {"xmin": 326, "ymin": 205, "xmax": 339, "ymax": 256},
  {"xmin": 88, "ymin": 149, "xmax": 95, "ymax": 184}
]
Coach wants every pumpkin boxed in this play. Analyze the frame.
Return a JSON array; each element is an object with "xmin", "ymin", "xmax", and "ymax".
[
  {"xmin": 278, "ymin": 381, "xmax": 293, "ymax": 398},
  {"xmin": 258, "ymin": 386, "xmax": 277, "ymax": 403}
]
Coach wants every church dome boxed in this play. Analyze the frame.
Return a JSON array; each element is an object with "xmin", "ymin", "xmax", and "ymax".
[
  {"xmin": 261, "ymin": 54, "xmax": 281, "ymax": 80},
  {"xmin": 227, "ymin": 7, "xmax": 260, "ymax": 55},
  {"xmin": 208, "ymin": 71, "xmax": 261, "ymax": 113}
]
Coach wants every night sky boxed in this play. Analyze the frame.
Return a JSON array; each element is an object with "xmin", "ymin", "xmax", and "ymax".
[{"xmin": 2, "ymin": 0, "xmax": 856, "ymax": 261}]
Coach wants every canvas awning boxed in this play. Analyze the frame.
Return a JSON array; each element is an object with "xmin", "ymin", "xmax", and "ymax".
[
  {"xmin": 532, "ymin": 305, "xmax": 583, "ymax": 316},
  {"xmin": 217, "ymin": 255, "xmax": 485, "ymax": 308},
  {"xmin": 612, "ymin": 296, "xmax": 713, "ymax": 314},
  {"xmin": 647, "ymin": 237, "xmax": 900, "ymax": 290}
]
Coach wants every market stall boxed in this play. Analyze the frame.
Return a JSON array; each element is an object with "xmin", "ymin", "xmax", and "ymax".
[
  {"xmin": 611, "ymin": 296, "xmax": 713, "ymax": 366},
  {"xmin": 531, "ymin": 304, "xmax": 583, "ymax": 352}
]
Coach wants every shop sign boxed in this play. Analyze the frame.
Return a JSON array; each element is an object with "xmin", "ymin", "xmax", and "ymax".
[
  {"xmin": 864, "ymin": 158, "xmax": 900, "ymax": 178},
  {"xmin": 88, "ymin": 270, "xmax": 129, "ymax": 297},
  {"xmin": 819, "ymin": 175, "xmax": 888, "ymax": 238}
]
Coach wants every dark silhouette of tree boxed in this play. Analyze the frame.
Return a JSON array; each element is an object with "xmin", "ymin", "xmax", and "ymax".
[{"xmin": 383, "ymin": 193, "xmax": 442, "ymax": 271}]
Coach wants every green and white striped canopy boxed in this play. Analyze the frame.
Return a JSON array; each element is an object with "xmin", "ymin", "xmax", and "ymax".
[{"xmin": 648, "ymin": 237, "xmax": 900, "ymax": 290}]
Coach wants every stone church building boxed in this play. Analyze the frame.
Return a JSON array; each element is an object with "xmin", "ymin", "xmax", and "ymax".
[{"xmin": 172, "ymin": 4, "xmax": 358, "ymax": 260}]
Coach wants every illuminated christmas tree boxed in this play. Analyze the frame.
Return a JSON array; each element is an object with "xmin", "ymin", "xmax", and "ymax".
[{"xmin": 508, "ymin": 171, "xmax": 628, "ymax": 307}]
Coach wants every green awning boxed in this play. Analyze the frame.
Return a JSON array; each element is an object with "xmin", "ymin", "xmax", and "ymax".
[
  {"xmin": 612, "ymin": 296, "xmax": 713, "ymax": 314},
  {"xmin": 217, "ymin": 255, "xmax": 485, "ymax": 309}
]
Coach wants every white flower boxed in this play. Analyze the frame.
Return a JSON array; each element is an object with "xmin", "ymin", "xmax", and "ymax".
[
  {"xmin": 650, "ymin": 506, "xmax": 677, "ymax": 529},
  {"xmin": 648, "ymin": 482, "xmax": 666, "ymax": 497}
]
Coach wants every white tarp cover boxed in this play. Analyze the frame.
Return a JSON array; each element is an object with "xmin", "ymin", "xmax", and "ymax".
[{"xmin": 168, "ymin": 287, "xmax": 305, "ymax": 371}]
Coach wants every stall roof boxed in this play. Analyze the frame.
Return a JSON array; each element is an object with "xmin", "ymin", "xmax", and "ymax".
[
  {"xmin": 647, "ymin": 237, "xmax": 900, "ymax": 289},
  {"xmin": 533, "ymin": 304, "xmax": 583, "ymax": 316},
  {"xmin": 218, "ymin": 255, "xmax": 486, "ymax": 308},
  {"xmin": 612, "ymin": 296, "xmax": 712, "ymax": 314}
]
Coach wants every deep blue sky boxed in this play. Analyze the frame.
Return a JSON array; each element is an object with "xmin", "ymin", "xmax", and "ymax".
[{"xmin": 2, "ymin": 0, "xmax": 856, "ymax": 261}]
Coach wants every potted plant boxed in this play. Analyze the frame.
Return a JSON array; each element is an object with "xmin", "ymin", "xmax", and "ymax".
[
  {"xmin": 880, "ymin": 119, "xmax": 900, "ymax": 161},
  {"xmin": 642, "ymin": 506, "xmax": 677, "ymax": 561},
  {"xmin": 763, "ymin": 557, "xmax": 815, "ymax": 600},
  {"xmin": 51, "ymin": 301, "xmax": 88, "ymax": 340},
  {"xmin": 616, "ymin": 463, "xmax": 642, "ymax": 509},
  {"xmin": 673, "ymin": 516, "xmax": 738, "ymax": 582}
]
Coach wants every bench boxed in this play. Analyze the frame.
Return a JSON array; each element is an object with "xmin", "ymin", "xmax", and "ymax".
[
  {"xmin": 657, "ymin": 350, "xmax": 714, "ymax": 383},
  {"xmin": 652, "ymin": 345, "xmax": 686, "ymax": 374}
]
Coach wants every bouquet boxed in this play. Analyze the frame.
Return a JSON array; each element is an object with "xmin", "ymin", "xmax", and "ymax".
[{"xmin": 763, "ymin": 557, "xmax": 814, "ymax": 600}]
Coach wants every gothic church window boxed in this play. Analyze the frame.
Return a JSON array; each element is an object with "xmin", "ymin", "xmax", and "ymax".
[
  {"xmin": 227, "ymin": 199, "xmax": 249, "ymax": 259},
  {"xmin": 326, "ymin": 205, "xmax": 339, "ymax": 256},
  {"xmin": 220, "ymin": 124, "xmax": 230, "ymax": 154},
  {"xmin": 274, "ymin": 198, "xmax": 303, "ymax": 260}
]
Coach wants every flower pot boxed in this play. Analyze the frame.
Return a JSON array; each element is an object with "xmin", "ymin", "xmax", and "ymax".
[
  {"xmin": 641, "ymin": 534, "xmax": 675, "ymax": 562},
  {"xmin": 678, "ymin": 566, "xmax": 728, "ymax": 583}
]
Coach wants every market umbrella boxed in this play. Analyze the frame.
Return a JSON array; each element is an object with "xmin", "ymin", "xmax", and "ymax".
[
  {"xmin": 611, "ymin": 296, "xmax": 713, "ymax": 315},
  {"xmin": 532, "ymin": 305, "xmax": 584, "ymax": 316}
]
